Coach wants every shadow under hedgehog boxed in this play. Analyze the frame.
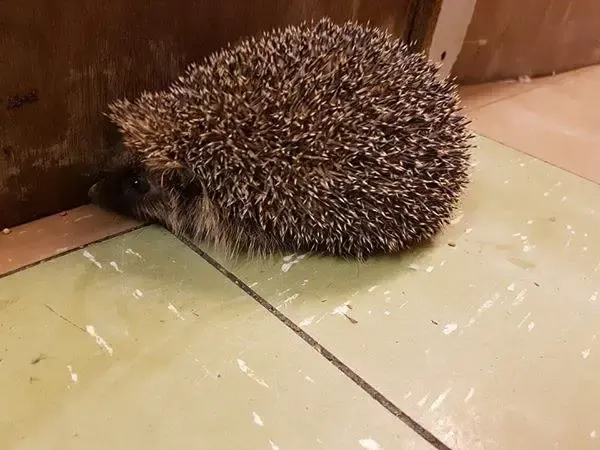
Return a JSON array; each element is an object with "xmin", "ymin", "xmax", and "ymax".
[{"xmin": 89, "ymin": 17, "xmax": 474, "ymax": 260}]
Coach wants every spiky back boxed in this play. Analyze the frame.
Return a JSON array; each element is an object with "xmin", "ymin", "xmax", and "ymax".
[{"xmin": 108, "ymin": 18, "xmax": 473, "ymax": 258}]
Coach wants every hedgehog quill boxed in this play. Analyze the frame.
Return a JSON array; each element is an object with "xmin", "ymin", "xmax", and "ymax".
[{"xmin": 89, "ymin": 18, "xmax": 474, "ymax": 259}]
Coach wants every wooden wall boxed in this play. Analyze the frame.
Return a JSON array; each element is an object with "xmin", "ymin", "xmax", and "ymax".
[
  {"xmin": 1, "ymin": 0, "xmax": 434, "ymax": 228},
  {"xmin": 453, "ymin": 0, "xmax": 600, "ymax": 84}
]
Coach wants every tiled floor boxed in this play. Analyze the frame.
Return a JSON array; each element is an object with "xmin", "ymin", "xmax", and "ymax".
[
  {"xmin": 460, "ymin": 64, "xmax": 600, "ymax": 184},
  {"xmin": 1, "ymin": 65, "xmax": 599, "ymax": 449}
]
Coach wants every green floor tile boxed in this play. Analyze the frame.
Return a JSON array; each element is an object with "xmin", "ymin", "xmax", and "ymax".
[
  {"xmin": 202, "ymin": 135, "xmax": 600, "ymax": 450},
  {"xmin": 0, "ymin": 227, "xmax": 431, "ymax": 450}
]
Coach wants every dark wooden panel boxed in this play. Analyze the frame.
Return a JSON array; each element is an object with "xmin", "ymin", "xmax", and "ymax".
[
  {"xmin": 0, "ymin": 0, "xmax": 420, "ymax": 228},
  {"xmin": 453, "ymin": 0, "xmax": 600, "ymax": 84}
]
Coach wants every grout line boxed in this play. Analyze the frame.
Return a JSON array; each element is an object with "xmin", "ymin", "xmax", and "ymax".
[
  {"xmin": 0, "ymin": 224, "xmax": 148, "ymax": 280},
  {"xmin": 473, "ymin": 133, "xmax": 600, "ymax": 187},
  {"xmin": 462, "ymin": 83, "xmax": 540, "ymax": 112},
  {"xmin": 176, "ymin": 233, "xmax": 452, "ymax": 450}
]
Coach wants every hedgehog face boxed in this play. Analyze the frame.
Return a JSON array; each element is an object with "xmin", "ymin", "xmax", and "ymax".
[{"xmin": 88, "ymin": 164, "xmax": 172, "ymax": 224}]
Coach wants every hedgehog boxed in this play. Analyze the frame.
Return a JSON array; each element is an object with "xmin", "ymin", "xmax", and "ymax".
[{"xmin": 89, "ymin": 17, "xmax": 473, "ymax": 259}]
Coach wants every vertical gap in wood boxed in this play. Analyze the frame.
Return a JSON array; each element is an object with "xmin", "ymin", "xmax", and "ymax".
[{"xmin": 406, "ymin": 0, "xmax": 444, "ymax": 51}]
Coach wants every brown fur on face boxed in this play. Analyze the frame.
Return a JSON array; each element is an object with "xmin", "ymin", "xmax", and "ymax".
[
  {"xmin": 89, "ymin": 162, "xmax": 172, "ymax": 224},
  {"xmin": 88, "ymin": 154, "xmax": 277, "ymax": 258}
]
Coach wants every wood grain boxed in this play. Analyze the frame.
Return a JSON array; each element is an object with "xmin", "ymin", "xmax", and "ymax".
[
  {"xmin": 453, "ymin": 0, "xmax": 600, "ymax": 83},
  {"xmin": 0, "ymin": 0, "xmax": 416, "ymax": 228}
]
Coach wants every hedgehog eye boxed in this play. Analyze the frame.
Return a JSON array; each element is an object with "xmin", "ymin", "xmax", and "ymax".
[{"xmin": 128, "ymin": 176, "xmax": 150, "ymax": 194}]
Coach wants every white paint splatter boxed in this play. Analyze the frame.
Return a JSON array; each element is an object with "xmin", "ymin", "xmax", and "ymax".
[
  {"xmin": 478, "ymin": 293, "xmax": 500, "ymax": 314},
  {"xmin": 359, "ymin": 438, "xmax": 382, "ymax": 450},
  {"xmin": 440, "ymin": 260, "xmax": 447, "ymax": 266},
  {"xmin": 236, "ymin": 359, "xmax": 269, "ymax": 388},
  {"xmin": 465, "ymin": 227, "xmax": 473, "ymax": 234},
  {"xmin": 279, "ymin": 293, "xmax": 299, "ymax": 309},
  {"xmin": 269, "ymin": 440, "xmax": 280, "ymax": 450},
  {"xmin": 82, "ymin": 250, "xmax": 102, "ymax": 268},
  {"xmin": 477, "ymin": 299, "xmax": 494, "ymax": 313},
  {"xmin": 527, "ymin": 220, "xmax": 533, "ymax": 225},
  {"xmin": 582, "ymin": 348, "xmax": 591, "ymax": 359},
  {"xmin": 430, "ymin": 388, "xmax": 451, "ymax": 411},
  {"xmin": 299, "ymin": 316, "xmax": 315, "ymax": 327},
  {"xmin": 522, "ymin": 245, "xmax": 532, "ymax": 253},
  {"xmin": 384, "ymin": 311, "xmax": 391, "ymax": 316},
  {"xmin": 443, "ymin": 323, "xmax": 458, "ymax": 335},
  {"xmin": 426, "ymin": 266, "xmax": 434, "ymax": 273},
  {"xmin": 168, "ymin": 303, "xmax": 185, "ymax": 320},
  {"xmin": 589, "ymin": 292, "xmax": 598, "ymax": 303},
  {"xmin": 252, "ymin": 412, "xmax": 264, "ymax": 427},
  {"xmin": 383, "ymin": 290, "xmax": 390, "ymax": 295},
  {"xmin": 507, "ymin": 283, "xmax": 516, "ymax": 292},
  {"xmin": 591, "ymin": 430, "xmax": 597, "ymax": 439},
  {"xmin": 85, "ymin": 325, "xmax": 114, "ymax": 355},
  {"xmin": 281, "ymin": 254, "xmax": 307, "ymax": 272},
  {"xmin": 74, "ymin": 214, "xmax": 93, "ymax": 222},
  {"xmin": 527, "ymin": 322, "xmax": 535, "ymax": 332},
  {"xmin": 249, "ymin": 282, "xmax": 259, "ymax": 288},
  {"xmin": 133, "ymin": 289, "xmax": 143, "ymax": 299},
  {"xmin": 304, "ymin": 375, "xmax": 315, "ymax": 384},
  {"xmin": 464, "ymin": 388, "xmax": 475, "ymax": 403},
  {"xmin": 404, "ymin": 391, "xmax": 413, "ymax": 399},
  {"xmin": 125, "ymin": 248, "xmax": 142, "ymax": 259},
  {"xmin": 67, "ymin": 365, "xmax": 78, "ymax": 383},
  {"xmin": 450, "ymin": 213, "xmax": 464, "ymax": 225},
  {"xmin": 368, "ymin": 285, "xmax": 379, "ymax": 293},
  {"xmin": 417, "ymin": 395, "xmax": 429, "ymax": 407},
  {"xmin": 512, "ymin": 289, "xmax": 528, "ymax": 306},
  {"xmin": 517, "ymin": 312, "xmax": 532, "ymax": 329},
  {"xmin": 408, "ymin": 263, "xmax": 420, "ymax": 271},
  {"xmin": 332, "ymin": 302, "xmax": 351, "ymax": 316},
  {"xmin": 109, "ymin": 261, "xmax": 123, "ymax": 273}
]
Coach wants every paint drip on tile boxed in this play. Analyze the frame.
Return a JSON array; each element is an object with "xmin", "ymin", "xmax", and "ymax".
[
  {"xmin": 67, "ymin": 365, "xmax": 78, "ymax": 383},
  {"xmin": 430, "ymin": 388, "xmax": 451, "ymax": 411},
  {"xmin": 125, "ymin": 248, "xmax": 142, "ymax": 259},
  {"xmin": 359, "ymin": 438, "xmax": 382, "ymax": 450},
  {"xmin": 281, "ymin": 254, "xmax": 306, "ymax": 272},
  {"xmin": 85, "ymin": 325, "xmax": 114, "ymax": 355},
  {"xmin": 299, "ymin": 316, "xmax": 315, "ymax": 327},
  {"xmin": 464, "ymin": 387, "xmax": 475, "ymax": 403},
  {"xmin": 443, "ymin": 323, "xmax": 458, "ymax": 335},
  {"xmin": 82, "ymin": 250, "xmax": 102, "ymax": 268},
  {"xmin": 168, "ymin": 303, "xmax": 185, "ymax": 320},
  {"xmin": 236, "ymin": 359, "xmax": 269, "ymax": 388},
  {"xmin": 109, "ymin": 261, "xmax": 123, "ymax": 273},
  {"xmin": 252, "ymin": 412, "xmax": 264, "ymax": 427}
]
